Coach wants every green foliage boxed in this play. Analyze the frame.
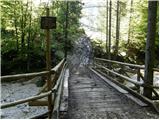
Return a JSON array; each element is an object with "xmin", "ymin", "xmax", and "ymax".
[
  {"xmin": 91, "ymin": 39, "xmax": 106, "ymax": 57},
  {"xmin": 124, "ymin": 0, "xmax": 159, "ymax": 65},
  {"xmin": 96, "ymin": 0, "xmax": 158, "ymax": 65},
  {"xmin": 1, "ymin": 0, "xmax": 83, "ymax": 75}
]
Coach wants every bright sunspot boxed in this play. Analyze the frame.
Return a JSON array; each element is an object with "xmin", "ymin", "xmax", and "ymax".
[{"xmin": 32, "ymin": 0, "xmax": 50, "ymax": 6}]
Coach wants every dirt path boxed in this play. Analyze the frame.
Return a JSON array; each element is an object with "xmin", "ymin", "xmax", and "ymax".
[{"xmin": 67, "ymin": 65, "xmax": 158, "ymax": 119}]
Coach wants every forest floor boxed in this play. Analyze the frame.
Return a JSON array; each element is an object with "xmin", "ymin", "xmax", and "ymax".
[{"xmin": 1, "ymin": 77, "xmax": 47, "ymax": 119}]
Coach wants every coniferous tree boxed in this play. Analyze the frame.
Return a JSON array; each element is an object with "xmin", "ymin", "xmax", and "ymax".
[{"xmin": 143, "ymin": 1, "xmax": 157, "ymax": 99}]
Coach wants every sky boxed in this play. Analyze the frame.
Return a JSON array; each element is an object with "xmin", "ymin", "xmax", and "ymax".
[
  {"xmin": 31, "ymin": 0, "xmax": 106, "ymax": 41},
  {"xmin": 80, "ymin": 0, "xmax": 132, "ymax": 43},
  {"xmin": 32, "ymin": 0, "xmax": 130, "ymax": 42},
  {"xmin": 80, "ymin": 0, "xmax": 106, "ymax": 41}
]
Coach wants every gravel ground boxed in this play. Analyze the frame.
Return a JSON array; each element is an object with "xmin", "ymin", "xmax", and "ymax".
[{"xmin": 1, "ymin": 77, "xmax": 48, "ymax": 119}]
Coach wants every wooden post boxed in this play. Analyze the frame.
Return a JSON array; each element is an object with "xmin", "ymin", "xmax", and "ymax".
[
  {"xmin": 46, "ymin": 7, "xmax": 52, "ymax": 118},
  {"xmin": 64, "ymin": 1, "xmax": 69, "ymax": 60},
  {"xmin": 143, "ymin": 1, "xmax": 157, "ymax": 99},
  {"xmin": 137, "ymin": 68, "xmax": 140, "ymax": 93},
  {"xmin": 106, "ymin": 0, "xmax": 108, "ymax": 55},
  {"xmin": 108, "ymin": 0, "xmax": 112, "ymax": 70}
]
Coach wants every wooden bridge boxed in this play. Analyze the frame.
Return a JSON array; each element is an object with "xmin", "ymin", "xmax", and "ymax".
[
  {"xmin": 1, "ymin": 57, "xmax": 159, "ymax": 119},
  {"xmin": 0, "ymin": 1, "xmax": 159, "ymax": 118}
]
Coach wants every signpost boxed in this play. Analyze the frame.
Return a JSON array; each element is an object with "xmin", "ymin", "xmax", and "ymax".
[
  {"xmin": 41, "ymin": 17, "xmax": 56, "ymax": 29},
  {"xmin": 41, "ymin": 8, "xmax": 56, "ymax": 118}
]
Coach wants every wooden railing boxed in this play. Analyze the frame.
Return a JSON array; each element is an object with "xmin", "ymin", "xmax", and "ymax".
[
  {"xmin": 94, "ymin": 58, "xmax": 159, "ymax": 99},
  {"xmin": 1, "ymin": 59, "xmax": 66, "ymax": 118}
]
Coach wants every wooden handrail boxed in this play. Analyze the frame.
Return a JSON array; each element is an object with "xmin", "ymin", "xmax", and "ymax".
[
  {"xmin": 1, "ymin": 60, "xmax": 66, "ymax": 109},
  {"xmin": 95, "ymin": 63, "xmax": 159, "ymax": 89},
  {"xmin": 95, "ymin": 58, "xmax": 145, "ymax": 69},
  {"xmin": 51, "ymin": 59, "xmax": 65, "ymax": 73},
  {"xmin": 53, "ymin": 63, "xmax": 66, "ymax": 116},
  {"xmin": 153, "ymin": 68, "xmax": 159, "ymax": 72},
  {"xmin": 1, "ymin": 91, "xmax": 52, "ymax": 109},
  {"xmin": 95, "ymin": 58, "xmax": 158, "ymax": 71},
  {"xmin": 1, "ymin": 71, "xmax": 49, "ymax": 81},
  {"xmin": 95, "ymin": 63, "xmax": 144, "ymax": 86},
  {"xmin": 1, "ymin": 59, "xmax": 65, "ymax": 82},
  {"xmin": 37, "ymin": 59, "xmax": 65, "ymax": 95}
]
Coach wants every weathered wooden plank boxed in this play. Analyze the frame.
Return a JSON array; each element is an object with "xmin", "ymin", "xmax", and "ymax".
[
  {"xmin": 51, "ymin": 59, "xmax": 65, "ymax": 73},
  {"xmin": 92, "ymin": 68, "xmax": 158, "ymax": 112},
  {"xmin": 52, "ymin": 63, "xmax": 66, "ymax": 118},
  {"xmin": 95, "ymin": 58, "xmax": 158, "ymax": 72},
  {"xmin": 68, "ymin": 64, "xmax": 158, "ymax": 119},
  {"xmin": 70, "ymin": 99, "xmax": 121, "ymax": 104},
  {"xmin": 95, "ymin": 57, "xmax": 145, "ymax": 69},
  {"xmin": 60, "ymin": 69, "xmax": 69, "ymax": 112},
  {"xmin": 37, "ymin": 74, "xmax": 56, "ymax": 95},
  {"xmin": 29, "ymin": 99, "xmax": 48, "ymax": 106},
  {"xmin": 89, "ymin": 67, "xmax": 128, "ymax": 94},
  {"xmin": 95, "ymin": 63, "xmax": 144, "ymax": 86},
  {"xmin": 1, "ymin": 91, "xmax": 52, "ymax": 109},
  {"xmin": 30, "ymin": 112, "xmax": 49, "ymax": 119},
  {"xmin": 1, "ymin": 71, "xmax": 49, "ymax": 82},
  {"xmin": 1, "ymin": 59, "xmax": 65, "ymax": 82},
  {"xmin": 125, "ymin": 94, "xmax": 148, "ymax": 107},
  {"xmin": 69, "ymin": 88, "xmax": 109, "ymax": 92}
]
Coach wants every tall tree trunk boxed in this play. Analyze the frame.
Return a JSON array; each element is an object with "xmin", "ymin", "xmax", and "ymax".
[
  {"xmin": 27, "ymin": 1, "xmax": 32, "ymax": 72},
  {"xmin": 106, "ymin": 0, "xmax": 108, "ymax": 55},
  {"xmin": 20, "ymin": 1, "xmax": 29, "ymax": 72},
  {"xmin": 14, "ymin": 0, "xmax": 19, "ymax": 51},
  {"xmin": 64, "ymin": 1, "xmax": 69, "ymax": 60},
  {"xmin": 21, "ymin": 2, "xmax": 29, "ymax": 50},
  {"xmin": 108, "ymin": 0, "xmax": 112, "ymax": 61},
  {"xmin": 143, "ymin": 1, "xmax": 157, "ymax": 99},
  {"xmin": 21, "ymin": 3, "xmax": 24, "ymax": 49},
  {"xmin": 115, "ymin": 0, "xmax": 120, "ymax": 58},
  {"xmin": 127, "ymin": 0, "xmax": 133, "ymax": 44}
]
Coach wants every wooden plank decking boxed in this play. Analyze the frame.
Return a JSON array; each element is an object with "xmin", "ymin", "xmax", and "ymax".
[{"xmin": 67, "ymin": 66, "xmax": 158, "ymax": 119}]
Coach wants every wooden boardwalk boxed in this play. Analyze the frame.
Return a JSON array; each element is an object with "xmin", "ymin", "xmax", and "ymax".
[{"xmin": 67, "ymin": 65, "xmax": 158, "ymax": 119}]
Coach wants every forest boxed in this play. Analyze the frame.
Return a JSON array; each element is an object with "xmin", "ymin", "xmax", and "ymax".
[
  {"xmin": 92, "ymin": 0, "xmax": 159, "ymax": 65},
  {"xmin": 1, "ymin": 0, "xmax": 84, "ymax": 75},
  {"xmin": 1, "ymin": 0, "xmax": 159, "ymax": 75},
  {"xmin": 1, "ymin": 0, "xmax": 159, "ymax": 119}
]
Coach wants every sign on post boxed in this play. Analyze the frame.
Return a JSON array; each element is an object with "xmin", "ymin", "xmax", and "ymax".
[
  {"xmin": 41, "ymin": 17, "xmax": 56, "ymax": 29},
  {"xmin": 41, "ymin": 8, "xmax": 56, "ymax": 118}
]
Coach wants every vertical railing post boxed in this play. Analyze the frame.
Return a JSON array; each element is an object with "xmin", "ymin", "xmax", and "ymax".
[
  {"xmin": 46, "ymin": 8, "xmax": 52, "ymax": 118},
  {"xmin": 137, "ymin": 68, "xmax": 140, "ymax": 93}
]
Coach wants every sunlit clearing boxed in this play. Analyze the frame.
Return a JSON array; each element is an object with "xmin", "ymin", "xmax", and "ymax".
[
  {"xmin": 33, "ymin": 0, "xmax": 51, "ymax": 7},
  {"xmin": 121, "ymin": 52, "xmax": 126, "ymax": 56}
]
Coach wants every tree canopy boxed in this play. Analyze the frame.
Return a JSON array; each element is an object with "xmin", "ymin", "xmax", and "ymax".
[{"xmin": 1, "ymin": 0, "xmax": 83, "ymax": 75}]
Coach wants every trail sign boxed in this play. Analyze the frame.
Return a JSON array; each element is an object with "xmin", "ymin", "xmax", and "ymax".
[{"xmin": 41, "ymin": 17, "xmax": 56, "ymax": 29}]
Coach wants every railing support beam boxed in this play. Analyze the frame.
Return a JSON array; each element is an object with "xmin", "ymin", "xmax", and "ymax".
[{"xmin": 45, "ymin": 7, "xmax": 52, "ymax": 118}]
